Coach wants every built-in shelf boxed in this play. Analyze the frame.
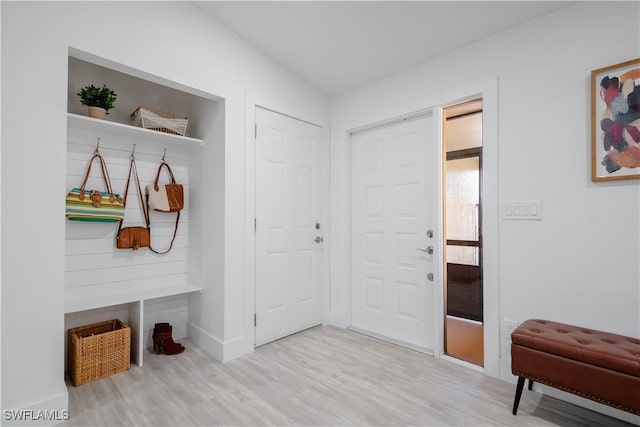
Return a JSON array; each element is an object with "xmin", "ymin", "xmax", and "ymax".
[
  {"xmin": 67, "ymin": 113, "xmax": 204, "ymax": 147},
  {"xmin": 65, "ymin": 281, "xmax": 201, "ymax": 314},
  {"xmin": 65, "ymin": 282, "xmax": 202, "ymax": 367}
]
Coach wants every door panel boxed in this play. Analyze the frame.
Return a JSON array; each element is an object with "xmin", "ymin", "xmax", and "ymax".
[
  {"xmin": 255, "ymin": 108, "xmax": 322, "ymax": 346},
  {"xmin": 351, "ymin": 115, "xmax": 435, "ymax": 351}
]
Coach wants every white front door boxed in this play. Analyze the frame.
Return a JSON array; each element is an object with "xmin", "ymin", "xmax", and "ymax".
[
  {"xmin": 351, "ymin": 115, "xmax": 436, "ymax": 351},
  {"xmin": 255, "ymin": 108, "xmax": 323, "ymax": 346}
]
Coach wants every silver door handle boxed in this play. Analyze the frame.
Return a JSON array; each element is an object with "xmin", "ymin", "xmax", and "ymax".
[
  {"xmin": 314, "ymin": 236, "xmax": 323, "ymax": 244},
  {"xmin": 417, "ymin": 246, "xmax": 434, "ymax": 254}
]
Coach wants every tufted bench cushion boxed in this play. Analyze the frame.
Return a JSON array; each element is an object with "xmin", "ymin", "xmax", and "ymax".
[
  {"xmin": 511, "ymin": 319, "xmax": 640, "ymax": 416},
  {"xmin": 512, "ymin": 319, "xmax": 640, "ymax": 377}
]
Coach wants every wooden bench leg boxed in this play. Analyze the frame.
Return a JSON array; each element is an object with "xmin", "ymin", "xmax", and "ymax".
[{"xmin": 512, "ymin": 376, "xmax": 526, "ymax": 415}]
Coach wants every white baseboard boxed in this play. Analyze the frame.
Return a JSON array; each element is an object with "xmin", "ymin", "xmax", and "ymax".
[
  {"xmin": 187, "ymin": 322, "xmax": 224, "ymax": 362},
  {"xmin": 328, "ymin": 310, "xmax": 348, "ymax": 329},
  {"xmin": 2, "ymin": 388, "xmax": 68, "ymax": 427},
  {"xmin": 222, "ymin": 335, "xmax": 254, "ymax": 362},
  {"xmin": 187, "ymin": 322, "xmax": 253, "ymax": 363},
  {"xmin": 187, "ymin": 322, "xmax": 254, "ymax": 363}
]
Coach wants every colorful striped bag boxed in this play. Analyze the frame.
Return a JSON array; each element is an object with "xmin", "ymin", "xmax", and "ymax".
[{"xmin": 65, "ymin": 152, "xmax": 124, "ymax": 222}]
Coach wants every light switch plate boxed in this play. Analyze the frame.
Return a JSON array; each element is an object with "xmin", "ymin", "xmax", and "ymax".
[{"xmin": 501, "ymin": 200, "xmax": 542, "ymax": 220}]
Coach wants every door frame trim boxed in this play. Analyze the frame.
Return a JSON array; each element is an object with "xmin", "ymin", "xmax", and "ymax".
[
  {"xmin": 336, "ymin": 78, "xmax": 500, "ymax": 379},
  {"xmin": 256, "ymin": 105, "xmax": 323, "ymax": 129}
]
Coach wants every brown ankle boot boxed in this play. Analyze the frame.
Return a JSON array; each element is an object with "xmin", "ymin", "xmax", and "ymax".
[{"xmin": 152, "ymin": 323, "xmax": 185, "ymax": 355}]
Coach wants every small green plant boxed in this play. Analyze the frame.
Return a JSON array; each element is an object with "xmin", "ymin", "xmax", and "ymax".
[{"xmin": 77, "ymin": 84, "xmax": 117, "ymax": 113}]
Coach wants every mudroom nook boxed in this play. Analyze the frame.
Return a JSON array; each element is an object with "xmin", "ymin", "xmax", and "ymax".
[{"xmin": 64, "ymin": 49, "xmax": 221, "ymax": 367}]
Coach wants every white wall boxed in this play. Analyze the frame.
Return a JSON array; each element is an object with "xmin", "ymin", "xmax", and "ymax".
[
  {"xmin": 1, "ymin": 1, "xmax": 328, "ymax": 421},
  {"xmin": 330, "ymin": 0, "xmax": 639, "ymax": 419}
]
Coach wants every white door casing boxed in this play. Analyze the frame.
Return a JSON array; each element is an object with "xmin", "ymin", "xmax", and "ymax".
[
  {"xmin": 351, "ymin": 115, "xmax": 436, "ymax": 352},
  {"xmin": 255, "ymin": 108, "xmax": 323, "ymax": 346}
]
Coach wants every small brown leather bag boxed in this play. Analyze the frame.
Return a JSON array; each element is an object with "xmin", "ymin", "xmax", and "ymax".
[
  {"xmin": 116, "ymin": 226, "xmax": 150, "ymax": 250},
  {"xmin": 116, "ymin": 153, "xmax": 151, "ymax": 251}
]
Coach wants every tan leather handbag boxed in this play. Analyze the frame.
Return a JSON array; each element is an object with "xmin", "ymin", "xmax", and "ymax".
[
  {"xmin": 147, "ymin": 161, "xmax": 184, "ymax": 212},
  {"xmin": 145, "ymin": 159, "xmax": 181, "ymax": 254}
]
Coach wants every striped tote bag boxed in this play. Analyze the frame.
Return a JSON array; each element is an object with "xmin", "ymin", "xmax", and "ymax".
[{"xmin": 65, "ymin": 152, "xmax": 124, "ymax": 222}]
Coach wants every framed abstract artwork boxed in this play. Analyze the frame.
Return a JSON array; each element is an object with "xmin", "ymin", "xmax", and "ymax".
[{"xmin": 591, "ymin": 58, "xmax": 640, "ymax": 181}]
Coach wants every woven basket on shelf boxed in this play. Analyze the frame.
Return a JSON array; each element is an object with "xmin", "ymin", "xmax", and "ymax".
[
  {"xmin": 130, "ymin": 106, "xmax": 188, "ymax": 136},
  {"xmin": 67, "ymin": 319, "xmax": 131, "ymax": 386}
]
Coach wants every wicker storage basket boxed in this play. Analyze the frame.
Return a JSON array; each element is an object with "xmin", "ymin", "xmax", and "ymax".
[
  {"xmin": 130, "ymin": 106, "xmax": 188, "ymax": 136},
  {"xmin": 67, "ymin": 319, "xmax": 131, "ymax": 386}
]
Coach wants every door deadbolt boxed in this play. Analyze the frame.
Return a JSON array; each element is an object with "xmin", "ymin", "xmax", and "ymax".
[
  {"xmin": 427, "ymin": 273, "xmax": 434, "ymax": 282},
  {"xmin": 426, "ymin": 230, "xmax": 434, "ymax": 238}
]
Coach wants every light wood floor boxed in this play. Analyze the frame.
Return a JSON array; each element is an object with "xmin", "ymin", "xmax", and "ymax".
[{"xmin": 60, "ymin": 326, "xmax": 634, "ymax": 426}]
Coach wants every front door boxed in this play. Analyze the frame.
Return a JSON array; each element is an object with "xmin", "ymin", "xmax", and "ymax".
[
  {"xmin": 255, "ymin": 108, "xmax": 323, "ymax": 346},
  {"xmin": 351, "ymin": 115, "xmax": 436, "ymax": 351}
]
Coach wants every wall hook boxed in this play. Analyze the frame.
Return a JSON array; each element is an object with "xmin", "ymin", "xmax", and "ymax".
[
  {"xmin": 161, "ymin": 148, "xmax": 167, "ymax": 162},
  {"xmin": 94, "ymin": 137, "xmax": 101, "ymax": 155},
  {"xmin": 130, "ymin": 144, "xmax": 137, "ymax": 161}
]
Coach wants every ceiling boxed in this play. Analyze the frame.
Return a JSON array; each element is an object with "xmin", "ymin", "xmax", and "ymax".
[{"xmin": 196, "ymin": 1, "xmax": 575, "ymax": 97}]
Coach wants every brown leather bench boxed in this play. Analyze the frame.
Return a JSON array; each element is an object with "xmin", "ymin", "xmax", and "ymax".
[{"xmin": 511, "ymin": 319, "xmax": 640, "ymax": 416}]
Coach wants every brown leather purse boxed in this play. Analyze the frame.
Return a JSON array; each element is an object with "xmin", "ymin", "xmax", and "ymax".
[
  {"xmin": 116, "ymin": 226, "xmax": 150, "ymax": 251},
  {"xmin": 116, "ymin": 152, "xmax": 151, "ymax": 250}
]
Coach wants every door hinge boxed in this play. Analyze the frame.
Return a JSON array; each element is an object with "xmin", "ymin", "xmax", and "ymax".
[
  {"xmin": 254, "ymin": 218, "xmax": 257, "ymax": 232},
  {"xmin": 255, "ymin": 124, "xmax": 258, "ymax": 138},
  {"xmin": 254, "ymin": 313, "xmax": 257, "ymax": 326}
]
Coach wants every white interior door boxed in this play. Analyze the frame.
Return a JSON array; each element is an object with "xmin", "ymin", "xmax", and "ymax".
[
  {"xmin": 255, "ymin": 108, "xmax": 323, "ymax": 346},
  {"xmin": 351, "ymin": 115, "xmax": 436, "ymax": 351}
]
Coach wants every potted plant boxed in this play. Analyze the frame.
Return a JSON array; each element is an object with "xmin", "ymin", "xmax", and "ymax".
[{"xmin": 77, "ymin": 84, "xmax": 117, "ymax": 119}]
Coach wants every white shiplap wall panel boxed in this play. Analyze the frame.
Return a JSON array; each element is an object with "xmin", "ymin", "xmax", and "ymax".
[
  {"xmin": 65, "ymin": 260, "xmax": 190, "ymax": 288},
  {"xmin": 64, "ymin": 234, "xmax": 189, "ymax": 256},
  {"xmin": 65, "ymin": 248, "xmax": 189, "ymax": 272},
  {"xmin": 65, "ymin": 135, "xmax": 192, "ymax": 295}
]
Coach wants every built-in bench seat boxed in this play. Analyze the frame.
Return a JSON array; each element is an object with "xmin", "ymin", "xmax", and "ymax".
[
  {"xmin": 511, "ymin": 319, "xmax": 640, "ymax": 416},
  {"xmin": 64, "ymin": 281, "xmax": 201, "ymax": 366}
]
